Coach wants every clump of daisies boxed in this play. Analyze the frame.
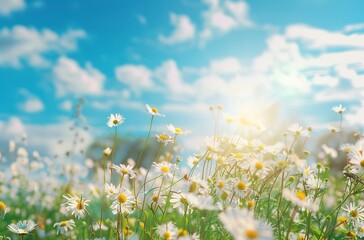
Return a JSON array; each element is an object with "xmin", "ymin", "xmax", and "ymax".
[{"xmin": 4, "ymin": 102, "xmax": 364, "ymax": 239}]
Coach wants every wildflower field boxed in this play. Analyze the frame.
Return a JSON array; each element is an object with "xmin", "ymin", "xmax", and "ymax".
[{"xmin": 1, "ymin": 102, "xmax": 364, "ymax": 240}]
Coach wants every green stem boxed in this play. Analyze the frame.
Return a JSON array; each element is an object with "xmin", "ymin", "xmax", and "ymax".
[{"xmin": 136, "ymin": 116, "xmax": 154, "ymax": 168}]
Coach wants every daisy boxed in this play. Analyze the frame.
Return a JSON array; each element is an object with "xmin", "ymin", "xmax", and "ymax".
[
  {"xmin": 110, "ymin": 186, "xmax": 135, "ymax": 214},
  {"xmin": 105, "ymin": 183, "xmax": 118, "ymax": 198},
  {"xmin": 155, "ymin": 133, "xmax": 173, "ymax": 146},
  {"xmin": 152, "ymin": 161, "xmax": 177, "ymax": 179},
  {"xmin": 219, "ymin": 208, "xmax": 273, "ymax": 240},
  {"xmin": 53, "ymin": 219, "xmax": 75, "ymax": 235},
  {"xmin": 187, "ymin": 156, "xmax": 200, "ymax": 168},
  {"xmin": 107, "ymin": 113, "xmax": 124, "ymax": 127},
  {"xmin": 233, "ymin": 177, "xmax": 251, "ymax": 198},
  {"xmin": 282, "ymin": 189, "xmax": 318, "ymax": 212},
  {"xmin": 342, "ymin": 202, "xmax": 364, "ymax": 224},
  {"xmin": 113, "ymin": 164, "xmax": 136, "ymax": 179},
  {"xmin": 332, "ymin": 104, "xmax": 346, "ymax": 114},
  {"xmin": 92, "ymin": 220, "xmax": 109, "ymax": 231},
  {"xmin": 103, "ymin": 147, "xmax": 112, "ymax": 157},
  {"xmin": 149, "ymin": 190, "xmax": 167, "ymax": 207},
  {"xmin": 167, "ymin": 124, "xmax": 190, "ymax": 135},
  {"xmin": 356, "ymin": 222, "xmax": 364, "ymax": 238},
  {"xmin": 170, "ymin": 192, "xmax": 189, "ymax": 213},
  {"xmin": 0, "ymin": 201, "xmax": 9, "ymax": 218},
  {"xmin": 288, "ymin": 123, "xmax": 309, "ymax": 137},
  {"xmin": 157, "ymin": 221, "xmax": 178, "ymax": 240},
  {"xmin": 146, "ymin": 104, "xmax": 165, "ymax": 117},
  {"xmin": 62, "ymin": 194, "xmax": 90, "ymax": 219},
  {"xmin": 8, "ymin": 220, "xmax": 37, "ymax": 235},
  {"xmin": 348, "ymin": 152, "xmax": 364, "ymax": 176}
]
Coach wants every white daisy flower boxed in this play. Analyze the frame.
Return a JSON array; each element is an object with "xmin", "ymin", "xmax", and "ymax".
[
  {"xmin": 8, "ymin": 220, "xmax": 37, "ymax": 235},
  {"xmin": 105, "ymin": 183, "xmax": 118, "ymax": 198},
  {"xmin": 152, "ymin": 161, "xmax": 177, "ymax": 179},
  {"xmin": 92, "ymin": 220, "xmax": 109, "ymax": 231},
  {"xmin": 53, "ymin": 219, "xmax": 75, "ymax": 235},
  {"xmin": 103, "ymin": 147, "xmax": 112, "ymax": 157},
  {"xmin": 146, "ymin": 104, "xmax": 165, "ymax": 117},
  {"xmin": 342, "ymin": 202, "xmax": 364, "ymax": 224},
  {"xmin": 112, "ymin": 164, "xmax": 136, "ymax": 179},
  {"xmin": 356, "ymin": 221, "xmax": 364, "ymax": 238},
  {"xmin": 167, "ymin": 124, "xmax": 190, "ymax": 135},
  {"xmin": 110, "ymin": 186, "xmax": 135, "ymax": 214},
  {"xmin": 149, "ymin": 190, "xmax": 167, "ymax": 207},
  {"xmin": 332, "ymin": 104, "xmax": 346, "ymax": 114},
  {"xmin": 233, "ymin": 177, "xmax": 251, "ymax": 198},
  {"xmin": 62, "ymin": 194, "xmax": 90, "ymax": 219},
  {"xmin": 170, "ymin": 192, "xmax": 189, "ymax": 213},
  {"xmin": 219, "ymin": 208, "xmax": 273, "ymax": 240},
  {"xmin": 155, "ymin": 133, "xmax": 173, "ymax": 146},
  {"xmin": 288, "ymin": 123, "xmax": 309, "ymax": 137},
  {"xmin": 107, "ymin": 113, "xmax": 124, "ymax": 127},
  {"xmin": 157, "ymin": 221, "xmax": 178, "ymax": 240},
  {"xmin": 282, "ymin": 189, "xmax": 318, "ymax": 212}
]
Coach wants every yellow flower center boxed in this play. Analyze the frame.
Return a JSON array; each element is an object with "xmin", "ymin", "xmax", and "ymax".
[
  {"xmin": 152, "ymin": 107, "xmax": 158, "ymax": 114},
  {"xmin": 235, "ymin": 153, "xmax": 243, "ymax": 158},
  {"xmin": 121, "ymin": 169, "xmax": 128, "ymax": 175},
  {"xmin": 152, "ymin": 195, "xmax": 159, "ymax": 203},
  {"xmin": 159, "ymin": 134, "xmax": 169, "ymax": 141},
  {"xmin": 359, "ymin": 227, "xmax": 364, "ymax": 233},
  {"xmin": 180, "ymin": 197, "xmax": 188, "ymax": 205},
  {"xmin": 0, "ymin": 202, "xmax": 6, "ymax": 211},
  {"xmin": 113, "ymin": 119, "xmax": 119, "ymax": 124},
  {"xmin": 218, "ymin": 180, "xmax": 224, "ymax": 189},
  {"xmin": 237, "ymin": 181, "xmax": 246, "ymax": 191},
  {"xmin": 255, "ymin": 161, "xmax": 264, "ymax": 170},
  {"xmin": 221, "ymin": 192, "xmax": 228, "ymax": 200},
  {"xmin": 350, "ymin": 210, "xmax": 359, "ymax": 218},
  {"xmin": 76, "ymin": 201, "xmax": 84, "ymax": 210},
  {"xmin": 60, "ymin": 221, "xmax": 68, "ymax": 227},
  {"xmin": 337, "ymin": 216, "xmax": 348, "ymax": 225},
  {"xmin": 206, "ymin": 155, "xmax": 213, "ymax": 161},
  {"xmin": 347, "ymin": 231, "xmax": 356, "ymax": 237},
  {"xmin": 189, "ymin": 182, "xmax": 197, "ymax": 192},
  {"xmin": 175, "ymin": 128, "xmax": 182, "ymax": 133},
  {"xmin": 164, "ymin": 231, "xmax": 171, "ymax": 239},
  {"xmin": 248, "ymin": 200, "xmax": 255, "ymax": 208},
  {"xmin": 360, "ymin": 160, "xmax": 364, "ymax": 168},
  {"xmin": 118, "ymin": 194, "xmax": 127, "ymax": 204},
  {"xmin": 178, "ymin": 229, "xmax": 189, "ymax": 236},
  {"xmin": 123, "ymin": 226, "xmax": 132, "ymax": 235},
  {"xmin": 245, "ymin": 229, "xmax": 258, "ymax": 239},
  {"xmin": 161, "ymin": 166, "xmax": 169, "ymax": 173},
  {"xmin": 295, "ymin": 191, "xmax": 306, "ymax": 200},
  {"xmin": 345, "ymin": 147, "xmax": 350, "ymax": 153}
]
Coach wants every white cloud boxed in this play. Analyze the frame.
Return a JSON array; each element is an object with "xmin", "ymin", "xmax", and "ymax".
[
  {"xmin": 155, "ymin": 59, "xmax": 193, "ymax": 94},
  {"xmin": 0, "ymin": 25, "xmax": 86, "ymax": 67},
  {"xmin": 159, "ymin": 13, "xmax": 196, "ymax": 45},
  {"xmin": 18, "ymin": 89, "xmax": 44, "ymax": 113},
  {"xmin": 312, "ymin": 75, "xmax": 339, "ymax": 87},
  {"xmin": 286, "ymin": 24, "xmax": 364, "ymax": 50},
  {"xmin": 0, "ymin": 0, "xmax": 25, "ymax": 16},
  {"xmin": 346, "ymin": 101, "xmax": 364, "ymax": 127},
  {"xmin": 60, "ymin": 100, "xmax": 72, "ymax": 111},
  {"xmin": 0, "ymin": 117, "xmax": 92, "ymax": 156},
  {"xmin": 209, "ymin": 57, "xmax": 243, "ymax": 74},
  {"xmin": 115, "ymin": 64, "xmax": 153, "ymax": 92},
  {"xmin": 314, "ymin": 88, "xmax": 360, "ymax": 102},
  {"xmin": 200, "ymin": 0, "xmax": 252, "ymax": 44},
  {"xmin": 344, "ymin": 23, "xmax": 364, "ymax": 33},
  {"xmin": 53, "ymin": 56, "xmax": 105, "ymax": 97}
]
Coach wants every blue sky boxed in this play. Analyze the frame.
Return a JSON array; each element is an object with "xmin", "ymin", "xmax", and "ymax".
[{"xmin": 1, "ymin": 0, "xmax": 364, "ymax": 155}]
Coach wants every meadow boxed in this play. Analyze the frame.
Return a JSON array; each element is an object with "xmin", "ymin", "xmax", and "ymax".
[{"xmin": 1, "ymin": 103, "xmax": 363, "ymax": 240}]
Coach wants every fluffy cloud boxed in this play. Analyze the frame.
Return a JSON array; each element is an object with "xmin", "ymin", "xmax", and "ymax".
[
  {"xmin": 209, "ymin": 57, "xmax": 243, "ymax": 74},
  {"xmin": 200, "ymin": 0, "xmax": 252, "ymax": 44},
  {"xmin": 115, "ymin": 65, "xmax": 153, "ymax": 92},
  {"xmin": 18, "ymin": 89, "xmax": 44, "ymax": 113},
  {"xmin": 0, "ymin": 25, "xmax": 86, "ymax": 67},
  {"xmin": 0, "ymin": 0, "xmax": 25, "ymax": 16},
  {"xmin": 53, "ymin": 56, "xmax": 105, "ymax": 97},
  {"xmin": 159, "ymin": 13, "xmax": 196, "ymax": 44},
  {"xmin": 0, "ymin": 117, "xmax": 92, "ymax": 156}
]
